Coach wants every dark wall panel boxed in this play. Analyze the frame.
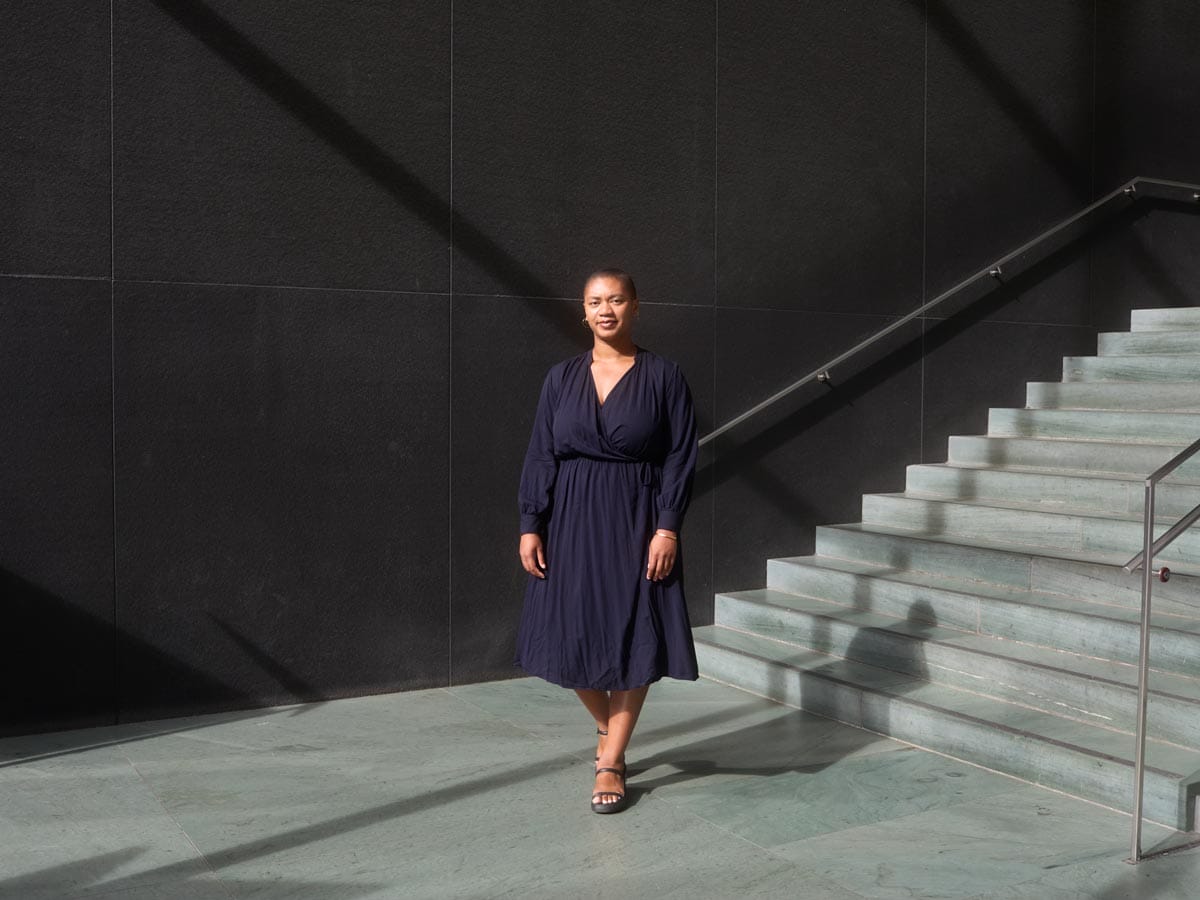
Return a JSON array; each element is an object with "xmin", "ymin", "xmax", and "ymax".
[
  {"xmin": 0, "ymin": 5, "xmax": 110, "ymax": 276},
  {"xmin": 1093, "ymin": 2, "xmax": 1200, "ymax": 324},
  {"xmin": 449, "ymin": 297, "xmax": 715, "ymax": 684},
  {"xmin": 451, "ymin": 2, "xmax": 715, "ymax": 304},
  {"xmin": 1095, "ymin": 0, "xmax": 1200, "ymax": 187},
  {"xmin": 1087, "ymin": 211, "xmax": 1200, "ymax": 333},
  {"xmin": 716, "ymin": 0, "xmax": 924, "ymax": 315},
  {"xmin": 1, "ymin": 278, "xmax": 115, "ymax": 735},
  {"xmin": 113, "ymin": 0, "xmax": 450, "ymax": 291},
  {"xmin": 926, "ymin": 0, "xmax": 1094, "ymax": 325},
  {"xmin": 114, "ymin": 282, "xmax": 449, "ymax": 720},
  {"xmin": 713, "ymin": 311, "xmax": 922, "ymax": 592}
]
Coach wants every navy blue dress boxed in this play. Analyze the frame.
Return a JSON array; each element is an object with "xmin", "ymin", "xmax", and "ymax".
[{"xmin": 515, "ymin": 348, "xmax": 700, "ymax": 691}]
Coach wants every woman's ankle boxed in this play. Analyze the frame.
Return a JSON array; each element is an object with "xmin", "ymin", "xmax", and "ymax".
[{"xmin": 596, "ymin": 751, "xmax": 625, "ymax": 769}]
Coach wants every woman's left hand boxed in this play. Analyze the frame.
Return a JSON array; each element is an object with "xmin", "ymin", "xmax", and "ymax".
[{"xmin": 646, "ymin": 531, "xmax": 678, "ymax": 582}]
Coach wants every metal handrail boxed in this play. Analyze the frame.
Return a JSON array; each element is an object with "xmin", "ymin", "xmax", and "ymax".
[
  {"xmin": 1122, "ymin": 435, "xmax": 1200, "ymax": 864},
  {"xmin": 699, "ymin": 176, "xmax": 1200, "ymax": 448}
]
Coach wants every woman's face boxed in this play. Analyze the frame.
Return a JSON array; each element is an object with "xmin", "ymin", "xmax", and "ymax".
[{"xmin": 583, "ymin": 276, "xmax": 638, "ymax": 342}]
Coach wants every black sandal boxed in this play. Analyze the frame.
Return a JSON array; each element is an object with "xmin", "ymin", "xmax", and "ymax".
[
  {"xmin": 591, "ymin": 766, "xmax": 627, "ymax": 814},
  {"xmin": 595, "ymin": 727, "xmax": 627, "ymax": 771}
]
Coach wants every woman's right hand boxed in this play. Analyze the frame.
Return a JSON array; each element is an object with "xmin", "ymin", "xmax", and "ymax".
[{"xmin": 519, "ymin": 533, "xmax": 547, "ymax": 579}]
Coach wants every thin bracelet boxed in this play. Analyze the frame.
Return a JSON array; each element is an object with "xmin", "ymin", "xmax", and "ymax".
[{"xmin": 654, "ymin": 530, "xmax": 678, "ymax": 541}]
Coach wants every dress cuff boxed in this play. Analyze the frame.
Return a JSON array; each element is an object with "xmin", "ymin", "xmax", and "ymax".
[
  {"xmin": 519, "ymin": 513, "xmax": 543, "ymax": 535},
  {"xmin": 656, "ymin": 509, "xmax": 684, "ymax": 532}
]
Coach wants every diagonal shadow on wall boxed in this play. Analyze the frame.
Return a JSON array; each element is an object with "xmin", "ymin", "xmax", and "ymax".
[
  {"xmin": 0, "ymin": 566, "xmax": 328, "ymax": 751},
  {"xmin": 208, "ymin": 614, "xmax": 327, "ymax": 703},
  {"xmin": 915, "ymin": 0, "xmax": 1190, "ymax": 320},
  {"xmin": 917, "ymin": 0, "xmax": 1085, "ymax": 187},
  {"xmin": 149, "ymin": 0, "xmax": 573, "ymax": 317}
]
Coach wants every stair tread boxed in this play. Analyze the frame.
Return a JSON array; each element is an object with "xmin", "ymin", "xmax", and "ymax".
[
  {"xmin": 871, "ymin": 490, "xmax": 1186, "ymax": 527},
  {"xmin": 988, "ymin": 408, "xmax": 1200, "ymax": 445},
  {"xmin": 948, "ymin": 434, "xmax": 1200, "ymax": 476},
  {"xmin": 913, "ymin": 460, "xmax": 1200, "ymax": 488},
  {"xmin": 714, "ymin": 586, "xmax": 1200, "ymax": 700},
  {"xmin": 821, "ymin": 521, "xmax": 1200, "ymax": 600},
  {"xmin": 946, "ymin": 455, "xmax": 1200, "ymax": 481},
  {"xmin": 1099, "ymin": 331, "xmax": 1200, "ymax": 354},
  {"xmin": 759, "ymin": 558, "xmax": 1200, "ymax": 632},
  {"xmin": 1025, "ymin": 381, "xmax": 1200, "ymax": 411},
  {"xmin": 1098, "ymin": 353, "xmax": 1200, "ymax": 360},
  {"xmin": 1029, "ymin": 379, "xmax": 1200, "ymax": 385},
  {"xmin": 695, "ymin": 624, "xmax": 1200, "ymax": 778},
  {"xmin": 954, "ymin": 435, "xmax": 1193, "ymax": 450},
  {"xmin": 1066, "ymin": 354, "xmax": 1200, "ymax": 361},
  {"xmin": 1129, "ymin": 307, "xmax": 1200, "ymax": 333}
]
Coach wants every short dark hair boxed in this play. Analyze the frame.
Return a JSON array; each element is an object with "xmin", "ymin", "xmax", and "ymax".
[{"xmin": 584, "ymin": 268, "xmax": 637, "ymax": 300}]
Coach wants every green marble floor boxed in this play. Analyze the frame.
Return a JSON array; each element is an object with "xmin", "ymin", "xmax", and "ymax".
[{"xmin": 2, "ymin": 677, "xmax": 1197, "ymax": 899}]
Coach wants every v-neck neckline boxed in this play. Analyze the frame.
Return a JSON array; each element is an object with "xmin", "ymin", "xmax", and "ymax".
[{"xmin": 589, "ymin": 348, "xmax": 639, "ymax": 408}]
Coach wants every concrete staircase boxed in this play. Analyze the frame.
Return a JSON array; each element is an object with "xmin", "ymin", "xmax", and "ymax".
[{"xmin": 696, "ymin": 306, "xmax": 1200, "ymax": 831}]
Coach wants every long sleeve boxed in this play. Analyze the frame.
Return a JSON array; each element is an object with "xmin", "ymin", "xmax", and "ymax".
[
  {"xmin": 654, "ymin": 364, "xmax": 698, "ymax": 532},
  {"xmin": 518, "ymin": 369, "xmax": 560, "ymax": 535}
]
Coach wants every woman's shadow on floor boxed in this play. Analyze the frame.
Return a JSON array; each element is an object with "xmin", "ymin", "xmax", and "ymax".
[{"xmin": 626, "ymin": 599, "xmax": 939, "ymax": 805}]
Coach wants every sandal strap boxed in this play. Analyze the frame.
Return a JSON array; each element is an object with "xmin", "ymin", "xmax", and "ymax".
[
  {"xmin": 595, "ymin": 766, "xmax": 625, "ymax": 778},
  {"xmin": 596, "ymin": 727, "xmax": 608, "ymax": 735}
]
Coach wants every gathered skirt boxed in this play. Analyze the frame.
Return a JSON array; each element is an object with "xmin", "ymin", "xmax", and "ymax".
[{"xmin": 514, "ymin": 456, "xmax": 699, "ymax": 691}]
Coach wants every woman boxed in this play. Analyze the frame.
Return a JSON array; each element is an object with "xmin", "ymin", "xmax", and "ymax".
[{"xmin": 515, "ymin": 268, "xmax": 699, "ymax": 814}]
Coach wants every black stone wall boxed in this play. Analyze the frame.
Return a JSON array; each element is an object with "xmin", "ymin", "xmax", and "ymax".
[
  {"xmin": 1091, "ymin": 0, "xmax": 1200, "ymax": 331},
  {"xmin": 4, "ymin": 1, "xmax": 1188, "ymax": 733}
]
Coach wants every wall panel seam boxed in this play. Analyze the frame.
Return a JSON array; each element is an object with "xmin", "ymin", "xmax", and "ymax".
[
  {"xmin": 712, "ymin": 0, "xmax": 718, "ymax": 620},
  {"xmin": 447, "ymin": 0, "xmax": 455, "ymax": 686},
  {"xmin": 109, "ymin": 0, "xmax": 120, "ymax": 726}
]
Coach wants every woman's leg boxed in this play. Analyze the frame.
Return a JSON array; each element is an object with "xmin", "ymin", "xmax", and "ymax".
[
  {"xmin": 593, "ymin": 685, "xmax": 649, "ymax": 805},
  {"xmin": 575, "ymin": 689, "xmax": 611, "ymax": 759}
]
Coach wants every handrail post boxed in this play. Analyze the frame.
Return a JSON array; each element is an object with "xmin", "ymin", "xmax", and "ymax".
[{"xmin": 1129, "ymin": 479, "xmax": 1157, "ymax": 864}]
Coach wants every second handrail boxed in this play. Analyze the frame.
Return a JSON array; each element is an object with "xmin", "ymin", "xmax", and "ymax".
[{"xmin": 1122, "ymin": 434, "xmax": 1200, "ymax": 864}]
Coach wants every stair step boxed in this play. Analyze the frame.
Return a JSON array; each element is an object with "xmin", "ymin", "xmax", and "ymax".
[
  {"xmin": 861, "ymin": 493, "xmax": 1200, "ymax": 567},
  {"xmin": 701, "ymin": 306, "xmax": 1200, "ymax": 833},
  {"xmin": 1099, "ymin": 330, "xmax": 1200, "ymax": 356},
  {"xmin": 813, "ymin": 522, "xmax": 1200, "ymax": 615},
  {"xmin": 947, "ymin": 435, "xmax": 1200, "ymax": 479},
  {"xmin": 1064, "ymin": 355, "xmax": 1200, "ymax": 382},
  {"xmin": 988, "ymin": 408, "xmax": 1200, "ymax": 444},
  {"xmin": 1026, "ymin": 381, "xmax": 1200, "ymax": 411},
  {"xmin": 1131, "ymin": 307, "xmax": 1200, "ymax": 332},
  {"xmin": 905, "ymin": 463, "xmax": 1200, "ymax": 518},
  {"xmin": 695, "ymin": 625, "xmax": 1200, "ymax": 830},
  {"xmin": 764, "ymin": 556, "xmax": 1200, "ymax": 675},
  {"xmin": 713, "ymin": 587, "xmax": 1200, "ymax": 745}
]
